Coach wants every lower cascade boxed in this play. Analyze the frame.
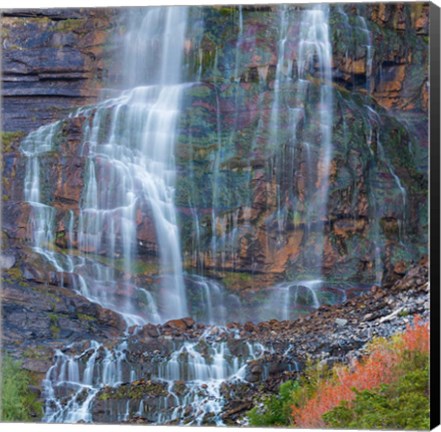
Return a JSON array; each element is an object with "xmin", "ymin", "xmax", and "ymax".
[
  {"xmin": 42, "ymin": 331, "xmax": 269, "ymax": 425},
  {"xmin": 6, "ymin": 2, "xmax": 427, "ymax": 426}
]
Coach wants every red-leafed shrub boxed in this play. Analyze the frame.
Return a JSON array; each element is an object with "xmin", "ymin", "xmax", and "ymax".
[
  {"xmin": 291, "ymin": 315, "xmax": 429, "ymax": 428},
  {"xmin": 400, "ymin": 315, "xmax": 429, "ymax": 354}
]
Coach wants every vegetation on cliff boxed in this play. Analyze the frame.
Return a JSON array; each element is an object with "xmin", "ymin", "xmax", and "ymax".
[
  {"xmin": 247, "ymin": 315, "xmax": 429, "ymax": 429},
  {"xmin": 0, "ymin": 354, "xmax": 42, "ymax": 421}
]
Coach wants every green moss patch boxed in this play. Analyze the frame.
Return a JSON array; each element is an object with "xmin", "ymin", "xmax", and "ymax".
[
  {"xmin": 98, "ymin": 380, "xmax": 168, "ymax": 401},
  {"xmin": 1, "ymin": 131, "xmax": 26, "ymax": 152}
]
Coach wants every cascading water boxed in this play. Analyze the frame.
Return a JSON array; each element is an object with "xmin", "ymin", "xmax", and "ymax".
[
  {"xmin": 80, "ymin": 7, "xmax": 190, "ymax": 322},
  {"xmin": 22, "ymin": 6, "xmax": 267, "ymax": 424},
  {"xmin": 209, "ymin": 6, "xmax": 247, "ymax": 271},
  {"xmin": 268, "ymin": 5, "xmax": 292, "ymax": 239},
  {"xmin": 357, "ymin": 15, "xmax": 374, "ymax": 93},
  {"xmin": 22, "ymin": 122, "xmax": 66, "ymax": 273},
  {"xmin": 251, "ymin": 4, "xmax": 334, "ymax": 308},
  {"xmin": 42, "ymin": 330, "xmax": 267, "ymax": 425},
  {"xmin": 78, "ymin": 83, "xmax": 189, "ymax": 322},
  {"xmin": 22, "ymin": 7, "xmax": 192, "ymax": 325},
  {"xmin": 364, "ymin": 105, "xmax": 409, "ymax": 285},
  {"xmin": 19, "ymin": 4, "xmax": 372, "ymax": 425},
  {"xmin": 330, "ymin": 5, "xmax": 412, "ymax": 286},
  {"xmin": 185, "ymin": 275, "xmax": 242, "ymax": 325},
  {"xmin": 297, "ymin": 5, "xmax": 334, "ymax": 273},
  {"xmin": 199, "ymin": 4, "xmax": 334, "ymax": 290},
  {"xmin": 264, "ymin": 280, "xmax": 322, "ymax": 320}
]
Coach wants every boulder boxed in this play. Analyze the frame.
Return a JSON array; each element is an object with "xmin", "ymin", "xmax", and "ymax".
[{"xmin": 0, "ymin": 254, "xmax": 16, "ymax": 270}]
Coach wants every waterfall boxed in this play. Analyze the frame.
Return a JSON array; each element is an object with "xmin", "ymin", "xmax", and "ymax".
[
  {"xmin": 43, "ymin": 341, "xmax": 128, "ymax": 423},
  {"xmin": 364, "ymin": 105, "xmax": 409, "ymax": 284},
  {"xmin": 122, "ymin": 7, "xmax": 189, "ymax": 87},
  {"xmin": 297, "ymin": 5, "xmax": 333, "ymax": 274},
  {"xmin": 265, "ymin": 4, "xmax": 333, "ymax": 278},
  {"xmin": 194, "ymin": 4, "xmax": 335, "ymax": 281},
  {"xmin": 268, "ymin": 5, "xmax": 291, "ymax": 238},
  {"xmin": 357, "ymin": 15, "xmax": 374, "ymax": 93},
  {"xmin": 78, "ymin": 7, "xmax": 190, "ymax": 321},
  {"xmin": 210, "ymin": 91, "xmax": 224, "ymax": 269},
  {"xmin": 19, "ymin": 5, "xmax": 352, "ymax": 425},
  {"xmin": 77, "ymin": 83, "xmax": 189, "ymax": 322},
  {"xmin": 21, "ymin": 7, "xmax": 191, "ymax": 325},
  {"xmin": 260, "ymin": 280, "xmax": 322, "ymax": 321},
  {"xmin": 42, "ymin": 331, "xmax": 267, "ymax": 425},
  {"xmin": 22, "ymin": 122, "xmax": 66, "ymax": 273},
  {"xmin": 211, "ymin": 6, "xmax": 246, "ymax": 271},
  {"xmin": 186, "ymin": 275, "xmax": 236, "ymax": 324}
]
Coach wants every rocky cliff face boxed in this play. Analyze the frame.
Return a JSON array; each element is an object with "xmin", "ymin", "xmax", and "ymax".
[
  {"xmin": 1, "ymin": 3, "xmax": 430, "ymax": 424},
  {"xmin": 2, "ymin": 8, "xmax": 115, "ymax": 134},
  {"xmin": 173, "ymin": 3, "xmax": 428, "ymax": 290},
  {"xmin": 2, "ymin": 7, "xmax": 117, "ymax": 257}
]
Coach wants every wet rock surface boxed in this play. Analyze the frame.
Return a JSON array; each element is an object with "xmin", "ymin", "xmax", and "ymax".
[
  {"xmin": 17, "ymin": 259, "xmax": 427, "ymax": 424},
  {"xmin": 1, "ymin": 4, "xmax": 430, "ymax": 426},
  {"xmin": 89, "ymin": 259, "xmax": 428, "ymax": 425},
  {"xmin": 0, "ymin": 238, "xmax": 429, "ymax": 424},
  {"xmin": 2, "ymin": 5, "xmax": 429, "ymax": 291},
  {"xmin": 121, "ymin": 258, "xmax": 428, "ymax": 350},
  {"xmin": 1, "ymin": 274, "xmax": 126, "ymax": 375}
]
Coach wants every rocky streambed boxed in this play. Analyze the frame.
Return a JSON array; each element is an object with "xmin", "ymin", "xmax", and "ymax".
[
  {"xmin": 1, "ymin": 256, "xmax": 428, "ymax": 425},
  {"xmin": 122, "ymin": 257, "xmax": 429, "ymax": 425}
]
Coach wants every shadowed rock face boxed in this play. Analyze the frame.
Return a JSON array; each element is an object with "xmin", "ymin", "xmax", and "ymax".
[
  {"xmin": 172, "ymin": 3, "xmax": 428, "ymax": 287},
  {"xmin": 1, "ymin": 8, "xmax": 116, "ymax": 133},
  {"xmin": 331, "ymin": 4, "xmax": 429, "ymax": 111}
]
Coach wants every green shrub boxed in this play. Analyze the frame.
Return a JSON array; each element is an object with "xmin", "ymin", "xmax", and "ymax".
[
  {"xmin": 247, "ymin": 359, "xmax": 331, "ymax": 426},
  {"xmin": 247, "ymin": 317, "xmax": 429, "ymax": 429},
  {"xmin": 248, "ymin": 380, "xmax": 298, "ymax": 426},
  {"xmin": 1, "ymin": 353, "xmax": 43, "ymax": 421},
  {"xmin": 323, "ymin": 352, "xmax": 429, "ymax": 430}
]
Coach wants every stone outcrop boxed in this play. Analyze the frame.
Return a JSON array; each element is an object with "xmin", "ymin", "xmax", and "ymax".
[
  {"xmin": 2, "ymin": 272, "xmax": 126, "ymax": 378},
  {"xmin": 2, "ymin": 8, "xmax": 115, "ymax": 133},
  {"xmin": 2, "ymin": 243, "xmax": 428, "ymax": 422},
  {"xmin": 332, "ymin": 4, "xmax": 429, "ymax": 112}
]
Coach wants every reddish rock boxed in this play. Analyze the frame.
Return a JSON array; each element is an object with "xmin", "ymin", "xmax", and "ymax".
[
  {"xmin": 2, "ymin": 201, "xmax": 32, "ymax": 240},
  {"xmin": 243, "ymin": 321, "xmax": 256, "ymax": 333},
  {"xmin": 2, "ymin": 9, "xmax": 115, "ymax": 133},
  {"xmin": 54, "ymin": 156, "xmax": 85, "ymax": 207},
  {"xmin": 393, "ymin": 260, "xmax": 407, "ymax": 275},
  {"xmin": 164, "ymin": 319, "xmax": 189, "ymax": 331},
  {"xmin": 139, "ymin": 323, "xmax": 160, "ymax": 338},
  {"xmin": 181, "ymin": 317, "xmax": 195, "ymax": 328},
  {"xmin": 115, "ymin": 283, "xmax": 137, "ymax": 298},
  {"xmin": 136, "ymin": 207, "xmax": 158, "ymax": 253},
  {"xmin": 96, "ymin": 306, "xmax": 126, "ymax": 332},
  {"xmin": 333, "ymin": 218, "xmax": 367, "ymax": 239}
]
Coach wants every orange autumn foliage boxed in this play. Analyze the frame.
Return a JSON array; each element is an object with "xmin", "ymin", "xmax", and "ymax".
[
  {"xmin": 399, "ymin": 315, "xmax": 429, "ymax": 354},
  {"xmin": 291, "ymin": 315, "xmax": 429, "ymax": 428}
]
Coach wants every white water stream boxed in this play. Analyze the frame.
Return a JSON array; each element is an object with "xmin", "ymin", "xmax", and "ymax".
[
  {"xmin": 18, "ymin": 5, "xmax": 363, "ymax": 426},
  {"xmin": 42, "ymin": 331, "xmax": 267, "ymax": 424},
  {"xmin": 22, "ymin": 7, "xmax": 191, "ymax": 326}
]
